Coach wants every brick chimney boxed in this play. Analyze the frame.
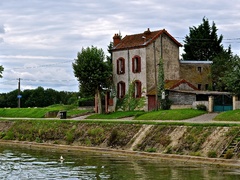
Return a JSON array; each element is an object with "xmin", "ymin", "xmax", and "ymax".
[{"xmin": 113, "ymin": 34, "xmax": 121, "ymax": 47}]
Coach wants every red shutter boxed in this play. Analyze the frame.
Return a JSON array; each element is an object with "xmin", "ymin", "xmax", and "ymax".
[
  {"xmin": 122, "ymin": 59, "xmax": 125, "ymax": 74},
  {"xmin": 117, "ymin": 82, "xmax": 120, "ymax": 98},
  {"xmin": 138, "ymin": 81, "xmax": 142, "ymax": 98},
  {"xmin": 138, "ymin": 57, "xmax": 141, "ymax": 73},
  {"xmin": 117, "ymin": 59, "xmax": 119, "ymax": 74},
  {"xmin": 122, "ymin": 82, "xmax": 125, "ymax": 97},
  {"xmin": 132, "ymin": 57, "xmax": 134, "ymax": 73}
]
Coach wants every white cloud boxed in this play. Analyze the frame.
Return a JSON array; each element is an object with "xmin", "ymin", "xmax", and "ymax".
[{"xmin": 0, "ymin": 0, "xmax": 240, "ymax": 93}]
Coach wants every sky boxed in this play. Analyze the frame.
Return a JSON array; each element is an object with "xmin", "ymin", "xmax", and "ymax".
[{"xmin": 0, "ymin": 0, "xmax": 240, "ymax": 93}]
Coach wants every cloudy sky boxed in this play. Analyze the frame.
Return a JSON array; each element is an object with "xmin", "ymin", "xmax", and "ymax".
[{"xmin": 0, "ymin": 0, "xmax": 240, "ymax": 93}]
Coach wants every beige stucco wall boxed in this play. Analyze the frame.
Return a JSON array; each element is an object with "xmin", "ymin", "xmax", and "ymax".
[
  {"xmin": 146, "ymin": 34, "xmax": 180, "ymax": 92},
  {"xmin": 180, "ymin": 62, "xmax": 212, "ymax": 90},
  {"xmin": 112, "ymin": 48, "xmax": 148, "ymax": 111}
]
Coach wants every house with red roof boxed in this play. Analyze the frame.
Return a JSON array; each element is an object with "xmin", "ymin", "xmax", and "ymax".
[{"xmin": 107, "ymin": 28, "xmax": 215, "ymax": 112}]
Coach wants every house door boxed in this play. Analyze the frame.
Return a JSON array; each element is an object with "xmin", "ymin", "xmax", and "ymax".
[
  {"xmin": 148, "ymin": 95, "xmax": 156, "ymax": 111},
  {"xmin": 213, "ymin": 95, "xmax": 233, "ymax": 112}
]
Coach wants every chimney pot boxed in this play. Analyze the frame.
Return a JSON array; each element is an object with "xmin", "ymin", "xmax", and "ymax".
[{"xmin": 113, "ymin": 33, "xmax": 121, "ymax": 47}]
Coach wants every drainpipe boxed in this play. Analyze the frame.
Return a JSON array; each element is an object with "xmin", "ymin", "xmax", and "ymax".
[
  {"xmin": 154, "ymin": 41, "xmax": 158, "ymax": 110},
  {"xmin": 128, "ymin": 49, "xmax": 130, "ymax": 84}
]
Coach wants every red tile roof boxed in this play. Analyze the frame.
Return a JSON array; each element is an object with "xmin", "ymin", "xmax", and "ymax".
[
  {"xmin": 147, "ymin": 79, "xmax": 198, "ymax": 95},
  {"xmin": 112, "ymin": 28, "xmax": 182, "ymax": 51}
]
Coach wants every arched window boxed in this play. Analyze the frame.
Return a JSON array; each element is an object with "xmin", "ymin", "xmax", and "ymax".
[
  {"xmin": 117, "ymin": 58, "xmax": 125, "ymax": 74},
  {"xmin": 134, "ymin": 80, "xmax": 142, "ymax": 98},
  {"xmin": 132, "ymin": 55, "xmax": 141, "ymax": 73},
  {"xmin": 117, "ymin": 81, "xmax": 126, "ymax": 98}
]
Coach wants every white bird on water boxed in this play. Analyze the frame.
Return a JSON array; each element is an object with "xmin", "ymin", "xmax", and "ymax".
[{"xmin": 60, "ymin": 156, "xmax": 65, "ymax": 162}]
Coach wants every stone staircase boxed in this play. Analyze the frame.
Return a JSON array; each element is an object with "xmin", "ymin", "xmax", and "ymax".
[{"xmin": 220, "ymin": 132, "xmax": 240, "ymax": 158}]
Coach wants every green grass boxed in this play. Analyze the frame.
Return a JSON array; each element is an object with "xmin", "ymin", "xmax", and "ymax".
[
  {"xmin": 86, "ymin": 111, "xmax": 145, "ymax": 119},
  {"xmin": 86, "ymin": 109, "xmax": 205, "ymax": 120},
  {"xmin": 214, "ymin": 110, "xmax": 240, "ymax": 121},
  {"xmin": 134, "ymin": 109, "xmax": 206, "ymax": 120},
  {"xmin": 0, "ymin": 104, "xmax": 89, "ymax": 118}
]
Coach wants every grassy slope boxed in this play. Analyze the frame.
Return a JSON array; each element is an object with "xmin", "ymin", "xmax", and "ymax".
[
  {"xmin": 214, "ymin": 110, "xmax": 240, "ymax": 121},
  {"xmin": 135, "ymin": 109, "xmax": 206, "ymax": 120},
  {"xmin": 86, "ymin": 109, "xmax": 206, "ymax": 120},
  {"xmin": 0, "ymin": 104, "xmax": 89, "ymax": 118}
]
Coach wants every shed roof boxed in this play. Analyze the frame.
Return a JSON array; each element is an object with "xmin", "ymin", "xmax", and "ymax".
[
  {"xmin": 112, "ymin": 28, "xmax": 182, "ymax": 51},
  {"xmin": 147, "ymin": 79, "xmax": 198, "ymax": 95}
]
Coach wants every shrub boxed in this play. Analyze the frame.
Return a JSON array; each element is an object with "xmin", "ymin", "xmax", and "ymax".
[
  {"xmin": 65, "ymin": 131, "xmax": 75, "ymax": 144},
  {"xmin": 207, "ymin": 150, "xmax": 217, "ymax": 158},
  {"xmin": 196, "ymin": 104, "xmax": 207, "ymax": 111},
  {"xmin": 146, "ymin": 147, "xmax": 157, "ymax": 152},
  {"xmin": 2, "ymin": 131, "xmax": 14, "ymax": 140},
  {"xmin": 224, "ymin": 149, "xmax": 234, "ymax": 159},
  {"xmin": 108, "ymin": 129, "xmax": 118, "ymax": 146}
]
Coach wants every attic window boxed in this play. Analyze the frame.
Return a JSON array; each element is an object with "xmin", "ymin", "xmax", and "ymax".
[{"xmin": 132, "ymin": 55, "xmax": 141, "ymax": 73}]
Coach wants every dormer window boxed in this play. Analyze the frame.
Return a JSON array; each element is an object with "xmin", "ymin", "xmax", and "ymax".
[
  {"xmin": 132, "ymin": 55, "xmax": 141, "ymax": 73},
  {"xmin": 117, "ymin": 58, "xmax": 125, "ymax": 74}
]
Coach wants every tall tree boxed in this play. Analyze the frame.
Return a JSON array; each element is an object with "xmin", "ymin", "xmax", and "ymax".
[
  {"xmin": 72, "ymin": 46, "xmax": 112, "ymax": 114},
  {"xmin": 222, "ymin": 55, "xmax": 240, "ymax": 95},
  {"xmin": 0, "ymin": 65, "xmax": 4, "ymax": 78},
  {"xmin": 211, "ymin": 47, "xmax": 233, "ymax": 91},
  {"xmin": 182, "ymin": 17, "xmax": 224, "ymax": 60}
]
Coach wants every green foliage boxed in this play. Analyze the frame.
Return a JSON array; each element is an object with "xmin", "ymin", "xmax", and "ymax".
[
  {"xmin": 214, "ymin": 110, "xmax": 240, "ymax": 121},
  {"xmin": 0, "ymin": 65, "xmax": 3, "ymax": 78},
  {"xmin": 211, "ymin": 49, "xmax": 233, "ymax": 91},
  {"xmin": 72, "ymin": 46, "xmax": 112, "ymax": 97},
  {"xmin": 0, "ymin": 87, "xmax": 79, "ymax": 108},
  {"xmin": 0, "ymin": 105, "xmax": 88, "ymax": 118},
  {"xmin": 86, "ymin": 111, "xmax": 145, "ymax": 119},
  {"xmin": 65, "ymin": 130, "xmax": 75, "ymax": 144},
  {"xmin": 196, "ymin": 104, "xmax": 207, "ymax": 111},
  {"xmin": 78, "ymin": 97, "xmax": 95, "ymax": 106},
  {"xmin": 117, "ymin": 80, "xmax": 146, "ymax": 111},
  {"xmin": 135, "ymin": 109, "xmax": 206, "ymax": 120},
  {"xmin": 224, "ymin": 149, "xmax": 234, "ymax": 159},
  {"xmin": 145, "ymin": 147, "xmax": 157, "ymax": 153},
  {"xmin": 182, "ymin": 17, "xmax": 224, "ymax": 60},
  {"xmin": 207, "ymin": 150, "xmax": 217, "ymax": 158},
  {"xmin": 2, "ymin": 131, "xmax": 14, "ymax": 140},
  {"xmin": 221, "ymin": 55, "xmax": 240, "ymax": 94},
  {"xmin": 87, "ymin": 127, "xmax": 105, "ymax": 145},
  {"xmin": 108, "ymin": 129, "xmax": 118, "ymax": 146}
]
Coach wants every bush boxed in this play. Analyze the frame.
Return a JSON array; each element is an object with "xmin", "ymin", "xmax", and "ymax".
[
  {"xmin": 224, "ymin": 149, "xmax": 234, "ymax": 159},
  {"xmin": 207, "ymin": 150, "xmax": 217, "ymax": 158},
  {"xmin": 108, "ymin": 129, "xmax": 118, "ymax": 146},
  {"xmin": 196, "ymin": 104, "xmax": 207, "ymax": 111}
]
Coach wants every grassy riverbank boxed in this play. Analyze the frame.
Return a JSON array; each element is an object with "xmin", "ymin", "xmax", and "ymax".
[
  {"xmin": 0, "ymin": 119, "xmax": 240, "ymax": 160},
  {"xmin": 0, "ymin": 104, "xmax": 89, "ymax": 118}
]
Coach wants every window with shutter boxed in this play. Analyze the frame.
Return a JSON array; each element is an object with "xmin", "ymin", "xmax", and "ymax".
[
  {"xmin": 117, "ymin": 81, "xmax": 126, "ymax": 98},
  {"xmin": 134, "ymin": 80, "xmax": 141, "ymax": 98},
  {"xmin": 132, "ymin": 56, "xmax": 141, "ymax": 73},
  {"xmin": 117, "ymin": 58, "xmax": 125, "ymax": 74}
]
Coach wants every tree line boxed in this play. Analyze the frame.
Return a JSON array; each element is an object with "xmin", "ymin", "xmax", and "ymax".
[{"xmin": 0, "ymin": 86, "xmax": 79, "ymax": 108}]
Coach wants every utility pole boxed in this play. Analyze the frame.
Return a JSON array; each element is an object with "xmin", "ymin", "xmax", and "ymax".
[{"xmin": 17, "ymin": 78, "xmax": 21, "ymax": 108}]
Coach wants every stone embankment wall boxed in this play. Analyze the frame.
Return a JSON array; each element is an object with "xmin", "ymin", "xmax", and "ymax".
[{"xmin": 0, "ymin": 121, "xmax": 239, "ymax": 160}]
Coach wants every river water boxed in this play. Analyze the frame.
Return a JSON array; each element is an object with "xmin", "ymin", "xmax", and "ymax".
[{"xmin": 0, "ymin": 145, "xmax": 240, "ymax": 180}]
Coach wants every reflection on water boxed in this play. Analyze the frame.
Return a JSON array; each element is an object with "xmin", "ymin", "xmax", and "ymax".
[{"xmin": 0, "ymin": 145, "xmax": 240, "ymax": 179}]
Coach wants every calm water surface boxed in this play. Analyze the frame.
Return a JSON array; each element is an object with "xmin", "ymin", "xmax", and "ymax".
[{"xmin": 0, "ymin": 145, "xmax": 240, "ymax": 180}]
